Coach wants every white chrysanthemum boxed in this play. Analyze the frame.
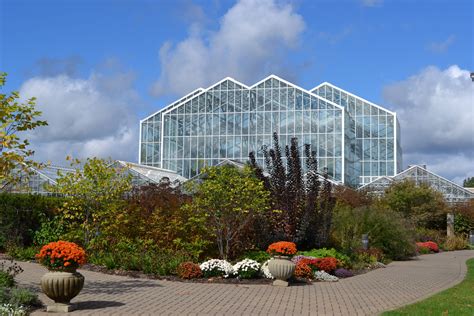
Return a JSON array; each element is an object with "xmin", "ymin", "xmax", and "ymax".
[
  {"xmin": 200, "ymin": 259, "xmax": 235, "ymax": 278},
  {"xmin": 233, "ymin": 259, "xmax": 260, "ymax": 274},
  {"xmin": 0, "ymin": 304, "xmax": 28, "ymax": 316},
  {"xmin": 314, "ymin": 270, "xmax": 339, "ymax": 282},
  {"xmin": 260, "ymin": 260, "xmax": 274, "ymax": 279}
]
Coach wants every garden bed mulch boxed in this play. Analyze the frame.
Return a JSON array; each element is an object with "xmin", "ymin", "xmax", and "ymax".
[
  {"xmin": 1, "ymin": 252, "xmax": 388, "ymax": 285},
  {"xmin": 81, "ymin": 263, "xmax": 278, "ymax": 285}
]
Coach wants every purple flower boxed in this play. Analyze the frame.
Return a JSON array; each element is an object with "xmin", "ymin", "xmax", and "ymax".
[
  {"xmin": 334, "ymin": 268, "xmax": 353, "ymax": 278},
  {"xmin": 291, "ymin": 255, "xmax": 315, "ymax": 264}
]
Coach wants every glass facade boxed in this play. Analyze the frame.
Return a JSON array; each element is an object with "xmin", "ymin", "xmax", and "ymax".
[
  {"xmin": 3, "ymin": 165, "xmax": 76, "ymax": 195},
  {"xmin": 311, "ymin": 83, "xmax": 402, "ymax": 187},
  {"xmin": 140, "ymin": 75, "xmax": 401, "ymax": 187},
  {"xmin": 359, "ymin": 165, "xmax": 474, "ymax": 203}
]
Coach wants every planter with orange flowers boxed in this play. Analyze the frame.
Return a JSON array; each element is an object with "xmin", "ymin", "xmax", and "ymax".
[
  {"xmin": 266, "ymin": 241, "xmax": 297, "ymax": 286},
  {"xmin": 36, "ymin": 241, "xmax": 87, "ymax": 312}
]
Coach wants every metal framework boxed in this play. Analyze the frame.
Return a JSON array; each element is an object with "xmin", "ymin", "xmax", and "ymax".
[
  {"xmin": 359, "ymin": 165, "xmax": 474, "ymax": 203},
  {"xmin": 3, "ymin": 161, "xmax": 186, "ymax": 195},
  {"xmin": 140, "ymin": 75, "xmax": 401, "ymax": 187}
]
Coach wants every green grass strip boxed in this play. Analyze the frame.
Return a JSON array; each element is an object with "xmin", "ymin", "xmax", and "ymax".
[{"xmin": 383, "ymin": 258, "xmax": 474, "ymax": 316}]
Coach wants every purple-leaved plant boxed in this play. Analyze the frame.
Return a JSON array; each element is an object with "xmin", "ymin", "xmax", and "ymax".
[{"xmin": 334, "ymin": 268, "xmax": 353, "ymax": 278}]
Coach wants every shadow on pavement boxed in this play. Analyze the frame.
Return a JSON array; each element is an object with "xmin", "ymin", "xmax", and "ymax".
[
  {"xmin": 82, "ymin": 279, "xmax": 163, "ymax": 294},
  {"xmin": 76, "ymin": 300, "xmax": 125, "ymax": 310}
]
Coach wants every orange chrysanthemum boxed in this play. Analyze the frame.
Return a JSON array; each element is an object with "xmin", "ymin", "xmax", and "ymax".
[
  {"xmin": 267, "ymin": 241, "xmax": 297, "ymax": 256},
  {"xmin": 36, "ymin": 241, "xmax": 86, "ymax": 271}
]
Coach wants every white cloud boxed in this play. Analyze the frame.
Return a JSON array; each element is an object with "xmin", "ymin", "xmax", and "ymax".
[
  {"xmin": 151, "ymin": 0, "xmax": 305, "ymax": 96},
  {"xmin": 383, "ymin": 65, "xmax": 474, "ymax": 183},
  {"xmin": 19, "ymin": 72, "xmax": 139, "ymax": 164},
  {"xmin": 403, "ymin": 152, "xmax": 473, "ymax": 185},
  {"xmin": 427, "ymin": 35, "xmax": 456, "ymax": 53}
]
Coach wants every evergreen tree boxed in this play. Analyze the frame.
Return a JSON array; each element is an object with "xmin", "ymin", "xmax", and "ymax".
[{"xmin": 463, "ymin": 177, "xmax": 474, "ymax": 187}]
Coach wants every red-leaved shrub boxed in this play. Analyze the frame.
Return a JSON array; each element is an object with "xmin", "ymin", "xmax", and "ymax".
[
  {"xmin": 298, "ymin": 258, "xmax": 319, "ymax": 271},
  {"xmin": 314, "ymin": 257, "xmax": 338, "ymax": 272},
  {"xmin": 416, "ymin": 241, "xmax": 439, "ymax": 253},
  {"xmin": 177, "ymin": 262, "xmax": 202, "ymax": 279},
  {"xmin": 294, "ymin": 262, "xmax": 313, "ymax": 279}
]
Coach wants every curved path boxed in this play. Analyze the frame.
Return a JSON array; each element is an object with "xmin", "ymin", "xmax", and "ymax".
[{"xmin": 13, "ymin": 250, "xmax": 474, "ymax": 315}]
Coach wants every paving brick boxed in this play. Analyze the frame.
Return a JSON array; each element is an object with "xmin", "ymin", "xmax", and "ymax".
[{"xmin": 10, "ymin": 250, "xmax": 474, "ymax": 316}]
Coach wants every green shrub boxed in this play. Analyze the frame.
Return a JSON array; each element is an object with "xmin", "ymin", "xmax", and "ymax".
[
  {"xmin": 331, "ymin": 204, "xmax": 416, "ymax": 260},
  {"xmin": 299, "ymin": 248, "xmax": 351, "ymax": 267},
  {"xmin": 353, "ymin": 248, "xmax": 385, "ymax": 264},
  {"xmin": 0, "ymin": 287, "xmax": 8, "ymax": 304},
  {"xmin": 0, "ymin": 287, "xmax": 39, "ymax": 311},
  {"xmin": 415, "ymin": 227, "xmax": 446, "ymax": 246},
  {"xmin": 0, "ymin": 272, "xmax": 14, "ymax": 288},
  {"xmin": 8, "ymin": 288, "xmax": 39, "ymax": 307},
  {"xmin": 6, "ymin": 246, "xmax": 37, "ymax": 262},
  {"xmin": 418, "ymin": 247, "xmax": 431, "ymax": 254},
  {"xmin": 0, "ymin": 260, "xmax": 23, "ymax": 288},
  {"xmin": 454, "ymin": 214, "xmax": 473, "ymax": 236},
  {"xmin": 33, "ymin": 216, "xmax": 67, "ymax": 246},
  {"xmin": 443, "ymin": 235, "xmax": 468, "ymax": 251},
  {"xmin": 380, "ymin": 180, "xmax": 447, "ymax": 230},
  {"xmin": 89, "ymin": 239, "xmax": 195, "ymax": 276},
  {"xmin": 238, "ymin": 250, "xmax": 271, "ymax": 263},
  {"xmin": 0, "ymin": 193, "xmax": 63, "ymax": 250}
]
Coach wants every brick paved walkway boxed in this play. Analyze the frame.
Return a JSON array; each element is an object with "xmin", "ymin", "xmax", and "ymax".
[{"xmin": 12, "ymin": 250, "xmax": 474, "ymax": 315}]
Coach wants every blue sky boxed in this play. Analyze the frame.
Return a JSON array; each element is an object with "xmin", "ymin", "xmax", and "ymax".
[{"xmin": 1, "ymin": 0, "xmax": 473, "ymax": 183}]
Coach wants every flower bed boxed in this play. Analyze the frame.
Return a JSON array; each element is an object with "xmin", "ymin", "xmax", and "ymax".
[
  {"xmin": 200, "ymin": 259, "xmax": 234, "ymax": 278},
  {"xmin": 416, "ymin": 241, "xmax": 439, "ymax": 253},
  {"xmin": 233, "ymin": 259, "xmax": 260, "ymax": 279}
]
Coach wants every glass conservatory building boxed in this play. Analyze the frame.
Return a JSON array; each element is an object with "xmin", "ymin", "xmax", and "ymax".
[
  {"xmin": 139, "ymin": 75, "xmax": 402, "ymax": 187},
  {"xmin": 3, "ymin": 162, "xmax": 185, "ymax": 195},
  {"xmin": 358, "ymin": 165, "xmax": 474, "ymax": 203}
]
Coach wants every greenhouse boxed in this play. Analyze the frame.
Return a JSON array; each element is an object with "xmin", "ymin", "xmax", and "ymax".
[
  {"xmin": 140, "ymin": 75, "xmax": 402, "ymax": 188},
  {"xmin": 359, "ymin": 165, "xmax": 474, "ymax": 203}
]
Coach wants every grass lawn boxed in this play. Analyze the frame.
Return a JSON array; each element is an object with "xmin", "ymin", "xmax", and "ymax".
[{"xmin": 383, "ymin": 258, "xmax": 474, "ymax": 316}]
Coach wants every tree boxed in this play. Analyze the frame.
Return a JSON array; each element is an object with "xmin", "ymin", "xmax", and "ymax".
[
  {"xmin": 1, "ymin": 72, "xmax": 48, "ymax": 189},
  {"xmin": 184, "ymin": 165, "xmax": 270, "ymax": 260},
  {"xmin": 380, "ymin": 180, "xmax": 448, "ymax": 229},
  {"xmin": 249, "ymin": 132, "xmax": 335, "ymax": 249},
  {"xmin": 53, "ymin": 157, "xmax": 132, "ymax": 247},
  {"xmin": 463, "ymin": 177, "xmax": 474, "ymax": 187}
]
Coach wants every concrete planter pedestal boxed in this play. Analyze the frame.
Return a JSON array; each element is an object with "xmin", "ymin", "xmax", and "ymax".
[
  {"xmin": 41, "ymin": 271, "xmax": 84, "ymax": 312},
  {"xmin": 268, "ymin": 256, "xmax": 295, "ymax": 286}
]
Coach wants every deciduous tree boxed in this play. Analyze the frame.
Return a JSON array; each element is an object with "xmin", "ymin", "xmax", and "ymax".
[
  {"xmin": 53, "ymin": 157, "xmax": 132, "ymax": 247},
  {"xmin": 380, "ymin": 180, "xmax": 447, "ymax": 229},
  {"xmin": 0, "ymin": 72, "xmax": 48, "ymax": 189},
  {"xmin": 184, "ymin": 165, "xmax": 270, "ymax": 260}
]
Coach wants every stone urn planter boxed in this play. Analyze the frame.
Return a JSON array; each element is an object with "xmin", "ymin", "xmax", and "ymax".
[
  {"xmin": 41, "ymin": 270, "xmax": 84, "ymax": 312},
  {"xmin": 268, "ymin": 256, "xmax": 295, "ymax": 286},
  {"xmin": 36, "ymin": 241, "xmax": 87, "ymax": 313}
]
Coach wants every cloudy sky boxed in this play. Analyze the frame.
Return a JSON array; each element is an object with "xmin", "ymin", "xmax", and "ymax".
[{"xmin": 1, "ymin": 0, "xmax": 473, "ymax": 183}]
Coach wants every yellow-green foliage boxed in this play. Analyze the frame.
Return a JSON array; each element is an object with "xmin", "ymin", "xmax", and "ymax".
[
  {"xmin": 443, "ymin": 235, "xmax": 468, "ymax": 251},
  {"xmin": 53, "ymin": 157, "xmax": 132, "ymax": 247},
  {"xmin": 331, "ymin": 203, "xmax": 416, "ymax": 260},
  {"xmin": 185, "ymin": 165, "xmax": 270, "ymax": 260},
  {"xmin": 0, "ymin": 72, "xmax": 48, "ymax": 189},
  {"xmin": 380, "ymin": 180, "xmax": 448, "ymax": 229}
]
